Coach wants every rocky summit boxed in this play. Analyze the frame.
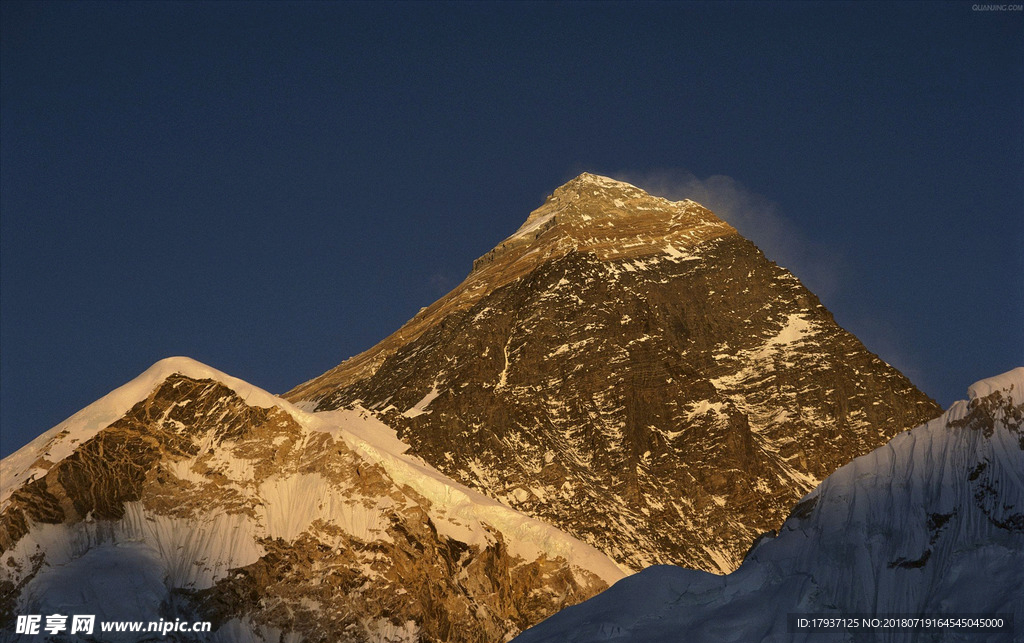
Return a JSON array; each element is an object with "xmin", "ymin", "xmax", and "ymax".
[{"xmin": 286, "ymin": 173, "xmax": 942, "ymax": 573}]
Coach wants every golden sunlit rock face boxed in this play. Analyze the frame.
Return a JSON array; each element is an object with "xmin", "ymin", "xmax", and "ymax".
[
  {"xmin": 288, "ymin": 173, "xmax": 941, "ymax": 574},
  {"xmin": 1, "ymin": 373, "xmax": 613, "ymax": 642},
  {"xmin": 288, "ymin": 174, "xmax": 737, "ymax": 400}
]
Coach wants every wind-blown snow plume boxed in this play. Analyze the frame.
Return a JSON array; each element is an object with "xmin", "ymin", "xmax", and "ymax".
[
  {"xmin": 617, "ymin": 168, "xmax": 931, "ymax": 411},
  {"xmin": 618, "ymin": 169, "xmax": 840, "ymax": 299}
]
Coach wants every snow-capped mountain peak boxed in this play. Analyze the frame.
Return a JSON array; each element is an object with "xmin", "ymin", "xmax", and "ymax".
[
  {"xmin": 0, "ymin": 357, "xmax": 284, "ymax": 509},
  {"xmin": 285, "ymin": 175, "xmax": 940, "ymax": 575}
]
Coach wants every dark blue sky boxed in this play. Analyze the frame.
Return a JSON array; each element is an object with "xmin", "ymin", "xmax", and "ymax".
[{"xmin": 2, "ymin": 1, "xmax": 1021, "ymax": 457}]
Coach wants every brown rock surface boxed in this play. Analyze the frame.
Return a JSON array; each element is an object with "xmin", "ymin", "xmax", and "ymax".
[
  {"xmin": 287, "ymin": 173, "xmax": 942, "ymax": 573},
  {"xmin": 1, "ymin": 367, "xmax": 616, "ymax": 642}
]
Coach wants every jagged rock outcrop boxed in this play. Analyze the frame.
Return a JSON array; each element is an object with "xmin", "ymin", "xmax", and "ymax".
[
  {"xmin": 287, "ymin": 173, "xmax": 942, "ymax": 573},
  {"xmin": 1, "ymin": 358, "xmax": 624, "ymax": 643},
  {"xmin": 514, "ymin": 368, "xmax": 1024, "ymax": 643}
]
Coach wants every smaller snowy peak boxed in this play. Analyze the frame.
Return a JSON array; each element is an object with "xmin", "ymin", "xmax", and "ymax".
[
  {"xmin": 1, "ymin": 357, "xmax": 627, "ymax": 588},
  {"xmin": 0, "ymin": 356, "xmax": 288, "ymax": 507},
  {"xmin": 128, "ymin": 357, "xmax": 282, "ymax": 410},
  {"xmin": 2, "ymin": 360, "xmax": 628, "ymax": 642},
  {"xmin": 967, "ymin": 366, "xmax": 1023, "ymax": 401}
]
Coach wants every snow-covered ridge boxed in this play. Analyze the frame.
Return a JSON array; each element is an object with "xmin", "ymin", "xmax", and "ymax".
[
  {"xmin": 1, "ymin": 356, "xmax": 627, "ymax": 585},
  {"xmin": 1, "ymin": 357, "xmax": 285, "ymax": 506},
  {"xmin": 967, "ymin": 366, "xmax": 1023, "ymax": 400},
  {"xmin": 511, "ymin": 211, "xmax": 557, "ymax": 240}
]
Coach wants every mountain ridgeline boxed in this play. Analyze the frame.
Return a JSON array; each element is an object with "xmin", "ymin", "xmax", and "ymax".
[
  {"xmin": 286, "ymin": 173, "xmax": 941, "ymax": 573},
  {"xmin": 0, "ymin": 174, "xmax": 949, "ymax": 642},
  {"xmin": 0, "ymin": 359, "xmax": 623, "ymax": 643}
]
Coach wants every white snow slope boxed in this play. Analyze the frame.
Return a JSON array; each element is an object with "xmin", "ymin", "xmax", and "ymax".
[{"xmin": 514, "ymin": 368, "xmax": 1024, "ymax": 643}]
